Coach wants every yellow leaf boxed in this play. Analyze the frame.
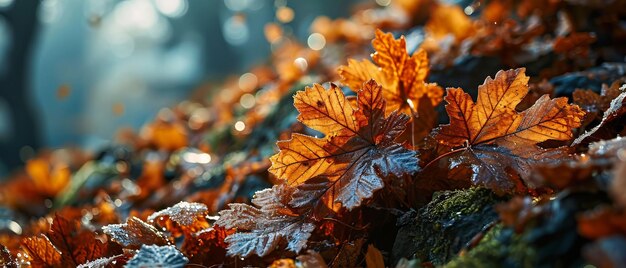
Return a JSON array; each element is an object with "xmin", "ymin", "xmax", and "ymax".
[{"xmin": 338, "ymin": 29, "xmax": 442, "ymax": 116}]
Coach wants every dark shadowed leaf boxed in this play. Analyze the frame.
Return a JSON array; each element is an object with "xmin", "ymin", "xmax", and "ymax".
[{"xmin": 47, "ymin": 215, "xmax": 109, "ymax": 266}]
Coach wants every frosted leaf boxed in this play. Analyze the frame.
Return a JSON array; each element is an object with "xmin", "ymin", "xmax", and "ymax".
[
  {"xmin": 216, "ymin": 185, "xmax": 315, "ymax": 257},
  {"xmin": 102, "ymin": 217, "xmax": 168, "ymax": 248},
  {"xmin": 125, "ymin": 245, "xmax": 188, "ymax": 268},
  {"xmin": 214, "ymin": 203, "xmax": 260, "ymax": 230},
  {"xmin": 574, "ymin": 89, "xmax": 626, "ymax": 145},
  {"xmin": 147, "ymin": 202, "xmax": 207, "ymax": 226},
  {"xmin": 223, "ymin": 232, "xmax": 280, "ymax": 257},
  {"xmin": 77, "ymin": 254, "xmax": 128, "ymax": 268},
  {"xmin": 0, "ymin": 244, "xmax": 16, "ymax": 268}
]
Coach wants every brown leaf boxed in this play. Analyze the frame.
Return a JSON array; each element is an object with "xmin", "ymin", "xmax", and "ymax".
[
  {"xmin": 0, "ymin": 244, "xmax": 16, "ymax": 268},
  {"xmin": 269, "ymin": 259, "xmax": 297, "ymax": 268},
  {"xmin": 496, "ymin": 196, "xmax": 537, "ymax": 233},
  {"xmin": 573, "ymin": 81, "xmax": 623, "ymax": 115},
  {"xmin": 530, "ymin": 155, "xmax": 598, "ymax": 190},
  {"xmin": 47, "ymin": 214, "xmax": 109, "ymax": 266},
  {"xmin": 216, "ymin": 184, "xmax": 315, "ymax": 257},
  {"xmin": 76, "ymin": 254, "xmax": 131, "ymax": 268},
  {"xmin": 21, "ymin": 235, "xmax": 62, "ymax": 267},
  {"xmin": 269, "ymin": 80, "xmax": 419, "ymax": 210},
  {"xmin": 141, "ymin": 119, "xmax": 188, "ymax": 151},
  {"xmin": 578, "ymin": 206, "xmax": 626, "ymax": 239},
  {"xmin": 611, "ymin": 159, "xmax": 626, "ymax": 208},
  {"xmin": 148, "ymin": 202, "xmax": 210, "ymax": 236},
  {"xmin": 331, "ymin": 238, "xmax": 364, "ymax": 268},
  {"xmin": 25, "ymin": 156, "xmax": 71, "ymax": 197},
  {"xmin": 424, "ymin": 4, "xmax": 475, "ymax": 42},
  {"xmin": 436, "ymin": 68, "xmax": 584, "ymax": 193},
  {"xmin": 338, "ymin": 30, "xmax": 443, "ymax": 116},
  {"xmin": 365, "ymin": 244, "xmax": 385, "ymax": 268},
  {"xmin": 553, "ymin": 32, "xmax": 596, "ymax": 58},
  {"xmin": 574, "ymin": 85, "xmax": 626, "ymax": 145},
  {"xmin": 182, "ymin": 226, "xmax": 234, "ymax": 263},
  {"xmin": 102, "ymin": 216, "xmax": 169, "ymax": 249},
  {"xmin": 297, "ymin": 250, "xmax": 329, "ymax": 268}
]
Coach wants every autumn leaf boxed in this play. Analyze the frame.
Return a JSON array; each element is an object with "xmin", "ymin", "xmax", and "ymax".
[
  {"xmin": 436, "ymin": 68, "xmax": 585, "ymax": 193},
  {"xmin": 338, "ymin": 29, "xmax": 443, "ymax": 116},
  {"xmin": 141, "ymin": 118, "xmax": 188, "ymax": 151},
  {"xmin": 216, "ymin": 184, "xmax": 315, "ymax": 257},
  {"xmin": 102, "ymin": 216, "xmax": 169, "ymax": 248},
  {"xmin": 332, "ymin": 238, "xmax": 365, "ymax": 268},
  {"xmin": 21, "ymin": 235, "xmax": 62, "ymax": 267},
  {"xmin": 46, "ymin": 214, "xmax": 110, "ymax": 266},
  {"xmin": 182, "ymin": 226, "xmax": 234, "ymax": 263},
  {"xmin": 297, "ymin": 250, "xmax": 328, "ymax": 268},
  {"xmin": 76, "ymin": 254, "xmax": 131, "ymax": 268},
  {"xmin": 365, "ymin": 244, "xmax": 385, "ymax": 268},
  {"xmin": 269, "ymin": 80, "xmax": 419, "ymax": 210},
  {"xmin": 148, "ymin": 201, "xmax": 210, "ymax": 236},
  {"xmin": 611, "ymin": 159, "xmax": 626, "ymax": 208},
  {"xmin": 125, "ymin": 245, "xmax": 188, "ymax": 268},
  {"xmin": 573, "ymin": 85, "xmax": 626, "ymax": 145},
  {"xmin": 578, "ymin": 206, "xmax": 626, "ymax": 239},
  {"xmin": 25, "ymin": 156, "xmax": 71, "ymax": 197},
  {"xmin": 0, "ymin": 244, "xmax": 16, "ymax": 268},
  {"xmin": 424, "ymin": 4, "xmax": 475, "ymax": 42}
]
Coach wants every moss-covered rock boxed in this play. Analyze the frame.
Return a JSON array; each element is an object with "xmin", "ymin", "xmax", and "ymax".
[
  {"xmin": 445, "ymin": 225, "xmax": 535, "ymax": 268},
  {"xmin": 445, "ymin": 191, "xmax": 612, "ymax": 268},
  {"xmin": 392, "ymin": 188, "xmax": 506, "ymax": 265}
]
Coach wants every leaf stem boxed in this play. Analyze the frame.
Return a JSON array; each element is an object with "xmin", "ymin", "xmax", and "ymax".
[
  {"xmin": 409, "ymin": 104, "xmax": 418, "ymax": 147},
  {"xmin": 422, "ymin": 147, "xmax": 467, "ymax": 170}
]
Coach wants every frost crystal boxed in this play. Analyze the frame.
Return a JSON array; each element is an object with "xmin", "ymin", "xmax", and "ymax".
[
  {"xmin": 125, "ymin": 245, "xmax": 188, "ymax": 268},
  {"xmin": 148, "ymin": 201, "xmax": 208, "ymax": 226}
]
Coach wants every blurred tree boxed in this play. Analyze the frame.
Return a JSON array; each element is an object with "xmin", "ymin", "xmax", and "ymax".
[{"xmin": 0, "ymin": 0, "xmax": 41, "ymax": 172}]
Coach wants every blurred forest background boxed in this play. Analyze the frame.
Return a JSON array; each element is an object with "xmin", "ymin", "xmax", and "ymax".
[{"xmin": 0, "ymin": 0, "xmax": 359, "ymax": 175}]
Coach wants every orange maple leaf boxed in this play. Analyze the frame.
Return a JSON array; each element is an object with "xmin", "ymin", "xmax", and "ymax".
[
  {"xmin": 338, "ymin": 29, "xmax": 443, "ymax": 116},
  {"xmin": 435, "ymin": 68, "xmax": 585, "ymax": 193},
  {"xmin": 269, "ymin": 80, "xmax": 418, "ymax": 210}
]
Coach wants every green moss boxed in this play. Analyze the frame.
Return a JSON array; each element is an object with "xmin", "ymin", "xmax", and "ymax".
[
  {"xmin": 444, "ymin": 225, "xmax": 535, "ymax": 268},
  {"xmin": 400, "ymin": 187, "xmax": 505, "ymax": 265},
  {"xmin": 426, "ymin": 187, "xmax": 498, "ymax": 219}
]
